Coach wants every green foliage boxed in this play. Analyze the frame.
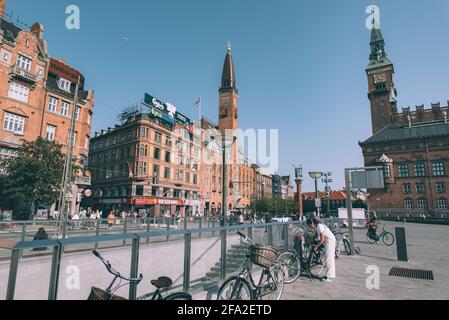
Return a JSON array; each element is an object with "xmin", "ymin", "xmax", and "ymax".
[
  {"xmin": 1, "ymin": 138, "xmax": 65, "ymax": 212},
  {"xmin": 253, "ymin": 197, "xmax": 299, "ymax": 216}
]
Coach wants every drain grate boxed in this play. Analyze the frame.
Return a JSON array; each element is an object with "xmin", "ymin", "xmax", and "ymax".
[{"xmin": 388, "ymin": 267, "xmax": 434, "ymax": 281}]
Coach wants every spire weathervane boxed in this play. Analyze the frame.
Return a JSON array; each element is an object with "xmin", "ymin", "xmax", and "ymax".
[{"xmin": 227, "ymin": 41, "xmax": 232, "ymax": 53}]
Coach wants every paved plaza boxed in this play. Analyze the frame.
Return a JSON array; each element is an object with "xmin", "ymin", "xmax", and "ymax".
[{"xmin": 282, "ymin": 222, "xmax": 449, "ymax": 300}]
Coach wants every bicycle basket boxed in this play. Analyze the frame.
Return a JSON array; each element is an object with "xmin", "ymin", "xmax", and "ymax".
[
  {"xmin": 88, "ymin": 287, "xmax": 127, "ymax": 301},
  {"xmin": 249, "ymin": 245, "xmax": 278, "ymax": 269}
]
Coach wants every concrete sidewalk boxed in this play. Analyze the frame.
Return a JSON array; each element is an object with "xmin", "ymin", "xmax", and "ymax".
[{"xmin": 283, "ymin": 222, "xmax": 449, "ymax": 300}]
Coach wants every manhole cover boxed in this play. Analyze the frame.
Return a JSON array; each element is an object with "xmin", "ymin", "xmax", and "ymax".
[{"xmin": 388, "ymin": 267, "xmax": 434, "ymax": 281}]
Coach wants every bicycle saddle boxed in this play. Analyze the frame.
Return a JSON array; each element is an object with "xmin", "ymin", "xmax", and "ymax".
[{"xmin": 151, "ymin": 276, "xmax": 173, "ymax": 289}]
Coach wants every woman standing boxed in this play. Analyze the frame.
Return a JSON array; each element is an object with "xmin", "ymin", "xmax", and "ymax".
[
  {"xmin": 306, "ymin": 217, "xmax": 336, "ymax": 283},
  {"xmin": 107, "ymin": 212, "xmax": 115, "ymax": 231}
]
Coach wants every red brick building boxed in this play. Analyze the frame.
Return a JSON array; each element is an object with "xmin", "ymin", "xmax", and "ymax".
[
  {"xmin": 0, "ymin": 1, "xmax": 94, "ymax": 214},
  {"xmin": 360, "ymin": 24, "xmax": 449, "ymax": 218}
]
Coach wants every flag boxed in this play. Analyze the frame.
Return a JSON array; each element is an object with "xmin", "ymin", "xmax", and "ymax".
[{"xmin": 194, "ymin": 97, "xmax": 201, "ymax": 106}]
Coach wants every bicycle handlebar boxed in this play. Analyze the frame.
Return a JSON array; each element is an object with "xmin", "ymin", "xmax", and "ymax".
[{"xmin": 92, "ymin": 250, "xmax": 143, "ymax": 283}]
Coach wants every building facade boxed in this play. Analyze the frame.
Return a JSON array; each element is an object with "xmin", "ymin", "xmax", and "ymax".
[
  {"xmin": 360, "ymin": 24, "xmax": 449, "ymax": 217},
  {"xmin": 272, "ymin": 175, "xmax": 294, "ymax": 200},
  {"xmin": 252, "ymin": 164, "xmax": 273, "ymax": 200},
  {"xmin": 88, "ymin": 96, "xmax": 201, "ymax": 217},
  {"xmin": 0, "ymin": 2, "xmax": 94, "ymax": 214}
]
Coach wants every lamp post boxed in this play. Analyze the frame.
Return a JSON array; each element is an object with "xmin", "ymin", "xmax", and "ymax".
[
  {"xmin": 218, "ymin": 132, "xmax": 236, "ymax": 227},
  {"xmin": 321, "ymin": 172, "xmax": 333, "ymax": 218},
  {"xmin": 309, "ymin": 171, "xmax": 323, "ymax": 217}
]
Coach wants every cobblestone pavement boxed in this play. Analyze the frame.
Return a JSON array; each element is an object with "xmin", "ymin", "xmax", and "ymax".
[{"xmin": 283, "ymin": 222, "xmax": 449, "ymax": 300}]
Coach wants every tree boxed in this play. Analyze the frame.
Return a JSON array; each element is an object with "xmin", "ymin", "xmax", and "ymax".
[{"xmin": 1, "ymin": 138, "xmax": 65, "ymax": 217}]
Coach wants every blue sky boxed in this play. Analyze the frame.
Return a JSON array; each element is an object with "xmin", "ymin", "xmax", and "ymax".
[{"xmin": 8, "ymin": 0, "xmax": 449, "ymax": 191}]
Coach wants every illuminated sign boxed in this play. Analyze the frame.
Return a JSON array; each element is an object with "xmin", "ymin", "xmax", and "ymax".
[{"xmin": 144, "ymin": 93, "xmax": 191, "ymax": 127}]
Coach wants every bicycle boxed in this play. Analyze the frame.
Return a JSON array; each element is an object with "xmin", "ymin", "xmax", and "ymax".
[
  {"xmin": 217, "ymin": 231, "xmax": 285, "ymax": 301},
  {"xmin": 335, "ymin": 232, "xmax": 361, "ymax": 257},
  {"xmin": 276, "ymin": 234, "xmax": 327, "ymax": 284},
  {"xmin": 367, "ymin": 226, "xmax": 395, "ymax": 246},
  {"xmin": 89, "ymin": 250, "xmax": 192, "ymax": 300}
]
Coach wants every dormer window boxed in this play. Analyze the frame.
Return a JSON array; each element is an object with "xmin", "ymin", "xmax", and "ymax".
[
  {"xmin": 57, "ymin": 77, "xmax": 71, "ymax": 92},
  {"xmin": 16, "ymin": 54, "xmax": 32, "ymax": 71}
]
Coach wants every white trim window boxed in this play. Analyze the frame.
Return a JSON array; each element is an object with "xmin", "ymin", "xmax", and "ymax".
[
  {"xmin": 48, "ymin": 97, "xmax": 58, "ymax": 112},
  {"xmin": 438, "ymin": 199, "xmax": 448, "ymax": 209},
  {"xmin": 57, "ymin": 77, "xmax": 71, "ymax": 92},
  {"xmin": 404, "ymin": 199, "xmax": 413, "ymax": 209},
  {"xmin": 16, "ymin": 54, "xmax": 32, "ymax": 71},
  {"xmin": 46, "ymin": 125, "xmax": 56, "ymax": 141},
  {"xmin": 417, "ymin": 199, "xmax": 427, "ymax": 209},
  {"xmin": 61, "ymin": 102, "xmax": 70, "ymax": 117},
  {"xmin": 3, "ymin": 112, "xmax": 26, "ymax": 135},
  {"xmin": 8, "ymin": 82, "xmax": 29, "ymax": 103}
]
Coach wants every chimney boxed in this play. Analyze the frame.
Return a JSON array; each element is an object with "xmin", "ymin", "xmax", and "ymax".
[
  {"xmin": 31, "ymin": 23, "xmax": 45, "ymax": 40},
  {"xmin": 0, "ymin": 0, "xmax": 6, "ymax": 19}
]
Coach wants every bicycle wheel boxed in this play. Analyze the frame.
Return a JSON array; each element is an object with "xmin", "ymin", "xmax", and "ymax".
[
  {"xmin": 367, "ymin": 233, "xmax": 377, "ymax": 244},
  {"xmin": 343, "ymin": 239, "xmax": 352, "ymax": 255},
  {"xmin": 382, "ymin": 232, "xmax": 395, "ymax": 247},
  {"xmin": 277, "ymin": 251, "xmax": 301, "ymax": 284},
  {"xmin": 309, "ymin": 252, "xmax": 326, "ymax": 279},
  {"xmin": 217, "ymin": 277, "xmax": 253, "ymax": 300},
  {"xmin": 261, "ymin": 265, "xmax": 284, "ymax": 301},
  {"xmin": 164, "ymin": 292, "xmax": 192, "ymax": 300}
]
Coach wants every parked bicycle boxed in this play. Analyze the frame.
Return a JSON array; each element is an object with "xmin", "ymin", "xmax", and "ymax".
[
  {"xmin": 276, "ymin": 231, "xmax": 327, "ymax": 284},
  {"xmin": 89, "ymin": 250, "xmax": 192, "ymax": 300},
  {"xmin": 367, "ymin": 226, "xmax": 395, "ymax": 246},
  {"xmin": 335, "ymin": 232, "xmax": 361, "ymax": 257},
  {"xmin": 217, "ymin": 232, "xmax": 285, "ymax": 300}
]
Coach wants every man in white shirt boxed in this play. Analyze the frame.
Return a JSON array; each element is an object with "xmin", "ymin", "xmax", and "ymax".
[{"xmin": 307, "ymin": 217, "xmax": 336, "ymax": 283}]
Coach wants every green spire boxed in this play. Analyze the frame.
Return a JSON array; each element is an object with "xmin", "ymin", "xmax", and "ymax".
[{"xmin": 367, "ymin": 25, "xmax": 393, "ymax": 70}]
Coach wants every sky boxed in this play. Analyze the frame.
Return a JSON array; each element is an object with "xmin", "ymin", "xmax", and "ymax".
[{"xmin": 7, "ymin": 0, "xmax": 449, "ymax": 192}]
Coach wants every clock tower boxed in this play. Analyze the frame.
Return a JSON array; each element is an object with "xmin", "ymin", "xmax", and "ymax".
[{"xmin": 366, "ymin": 25, "xmax": 398, "ymax": 135}]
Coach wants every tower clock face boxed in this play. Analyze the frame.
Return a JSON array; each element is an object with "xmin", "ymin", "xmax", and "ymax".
[
  {"xmin": 222, "ymin": 97, "xmax": 230, "ymax": 108},
  {"xmin": 374, "ymin": 73, "xmax": 387, "ymax": 84}
]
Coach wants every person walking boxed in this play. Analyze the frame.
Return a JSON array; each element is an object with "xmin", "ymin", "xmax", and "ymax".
[
  {"xmin": 107, "ymin": 212, "xmax": 115, "ymax": 231},
  {"xmin": 306, "ymin": 217, "xmax": 336, "ymax": 283},
  {"xmin": 71, "ymin": 212, "xmax": 80, "ymax": 230}
]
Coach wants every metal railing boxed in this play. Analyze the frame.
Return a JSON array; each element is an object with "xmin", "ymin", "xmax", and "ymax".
[
  {"xmin": 9, "ymin": 65, "xmax": 37, "ymax": 82},
  {"xmin": 3, "ymin": 220, "xmax": 317, "ymax": 301}
]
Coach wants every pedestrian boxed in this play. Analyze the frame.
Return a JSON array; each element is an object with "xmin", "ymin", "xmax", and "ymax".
[
  {"xmin": 306, "ymin": 217, "xmax": 336, "ymax": 283},
  {"xmin": 32, "ymin": 227, "xmax": 49, "ymax": 251},
  {"xmin": 107, "ymin": 212, "xmax": 115, "ymax": 231},
  {"xmin": 71, "ymin": 212, "xmax": 80, "ymax": 230},
  {"xmin": 239, "ymin": 213, "xmax": 244, "ymax": 225}
]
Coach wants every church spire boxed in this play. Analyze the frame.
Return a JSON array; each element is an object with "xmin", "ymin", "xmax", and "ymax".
[
  {"xmin": 220, "ymin": 42, "xmax": 238, "ymax": 94},
  {"xmin": 367, "ymin": 23, "xmax": 393, "ymax": 70}
]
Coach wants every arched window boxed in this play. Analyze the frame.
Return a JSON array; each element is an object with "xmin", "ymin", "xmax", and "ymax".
[
  {"xmin": 438, "ymin": 198, "xmax": 448, "ymax": 210},
  {"xmin": 403, "ymin": 198, "xmax": 413, "ymax": 209},
  {"xmin": 416, "ymin": 199, "xmax": 427, "ymax": 210}
]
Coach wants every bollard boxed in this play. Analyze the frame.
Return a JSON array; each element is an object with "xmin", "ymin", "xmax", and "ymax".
[
  {"xmin": 6, "ymin": 249, "xmax": 20, "ymax": 300},
  {"xmin": 220, "ymin": 229, "xmax": 227, "ymax": 280},
  {"xmin": 129, "ymin": 237, "xmax": 140, "ymax": 300},
  {"xmin": 212, "ymin": 219, "xmax": 216, "ymax": 237},
  {"xmin": 395, "ymin": 227, "xmax": 408, "ymax": 262},
  {"xmin": 199, "ymin": 218, "xmax": 202, "ymax": 238},
  {"xmin": 268, "ymin": 225, "xmax": 273, "ymax": 246},
  {"xmin": 48, "ymin": 244, "xmax": 62, "ymax": 300},
  {"xmin": 283, "ymin": 224, "xmax": 289, "ymax": 249},
  {"xmin": 166, "ymin": 220, "xmax": 170, "ymax": 242}
]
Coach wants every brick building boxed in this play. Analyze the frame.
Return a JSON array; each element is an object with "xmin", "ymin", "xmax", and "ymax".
[
  {"xmin": 272, "ymin": 175, "xmax": 294, "ymax": 200},
  {"xmin": 360, "ymin": 23, "xmax": 449, "ymax": 217},
  {"xmin": 252, "ymin": 164, "xmax": 273, "ymax": 200},
  {"xmin": 0, "ymin": 1, "xmax": 94, "ymax": 214},
  {"xmin": 88, "ymin": 95, "xmax": 201, "ymax": 217}
]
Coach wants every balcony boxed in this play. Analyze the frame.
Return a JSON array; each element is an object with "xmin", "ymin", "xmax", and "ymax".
[{"xmin": 9, "ymin": 65, "xmax": 38, "ymax": 88}]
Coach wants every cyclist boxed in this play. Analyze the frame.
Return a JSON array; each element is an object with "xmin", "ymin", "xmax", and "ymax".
[
  {"xmin": 367, "ymin": 217, "xmax": 379, "ymax": 242},
  {"xmin": 306, "ymin": 217, "xmax": 336, "ymax": 283}
]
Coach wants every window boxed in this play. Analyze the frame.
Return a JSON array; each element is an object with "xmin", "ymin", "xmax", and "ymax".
[
  {"xmin": 3, "ymin": 52, "xmax": 9, "ymax": 61},
  {"xmin": 383, "ymin": 164, "xmax": 392, "ymax": 179},
  {"xmin": 414, "ymin": 163, "xmax": 426, "ymax": 177},
  {"xmin": 416, "ymin": 184, "xmax": 425, "ymax": 194},
  {"xmin": 193, "ymin": 174, "xmax": 198, "ymax": 185},
  {"xmin": 397, "ymin": 164, "xmax": 409, "ymax": 178},
  {"xmin": 404, "ymin": 199, "xmax": 413, "ymax": 209},
  {"xmin": 165, "ymin": 151, "xmax": 171, "ymax": 163},
  {"xmin": 136, "ymin": 186, "xmax": 144, "ymax": 196},
  {"xmin": 75, "ymin": 107, "xmax": 81, "ymax": 120},
  {"xmin": 8, "ymin": 82, "xmax": 29, "ymax": 102},
  {"xmin": 61, "ymin": 102, "xmax": 69, "ymax": 117},
  {"xmin": 3, "ymin": 112, "xmax": 25, "ymax": 135},
  {"xmin": 436, "ymin": 183, "xmax": 446, "ymax": 193},
  {"xmin": 155, "ymin": 132, "xmax": 162, "ymax": 143},
  {"xmin": 438, "ymin": 199, "xmax": 448, "ymax": 209},
  {"xmin": 16, "ymin": 54, "xmax": 32, "ymax": 71},
  {"xmin": 402, "ymin": 183, "xmax": 411, "ymax": 194},
  {"xmin": 138, "ymin": 162, "xmax": 147, "ymax": 175},
  {"xmin": 153, "ymin": 165, "xmax": 160, "ymax": 177},
  {"xmin": 152, "ymin": 186, "xmax": 158, "ymax": 197},
  {"xmin": 173, "ymin": 190, "xmax": 181, "ymax": 199},
  {"xmin": 139, "ymin": 144, "xmax": 147, "ymax": 157},
  {"xmin": 57, "ymin": 78, "xmax": 71, "ymax": 92},
  {"xmin": 175, "ymin": 169, "xmax": 180, "ymax": 181},
  {"xmin": 432, "ymin": 162, "xmax": 445, "ymax": 177},
  {"xmin": 154, "ymin": 148, "xmax": 161, "ymax": 160},
  {"xmin": 185, "ymin": 172, "xmax": 190, "ymax": 183},
  {"xmin": 164, "ymin": 167, "xmax": 170, "ymax": 179},
  {"xmin": 417, "ymin": 199, "xmax": 427, "ymax": 209},
  {"xmin": 48, "ymin": 97, "xmax": 58, "ymax": 112},
  {"xmin": 46, "ymin": 125, "xmax": 56, "ymax": 141}
]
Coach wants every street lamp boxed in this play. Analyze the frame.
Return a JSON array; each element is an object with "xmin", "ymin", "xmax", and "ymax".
[{"xmin": 309, "ymin": 171, "xmax": 323, "ymax": 217}]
